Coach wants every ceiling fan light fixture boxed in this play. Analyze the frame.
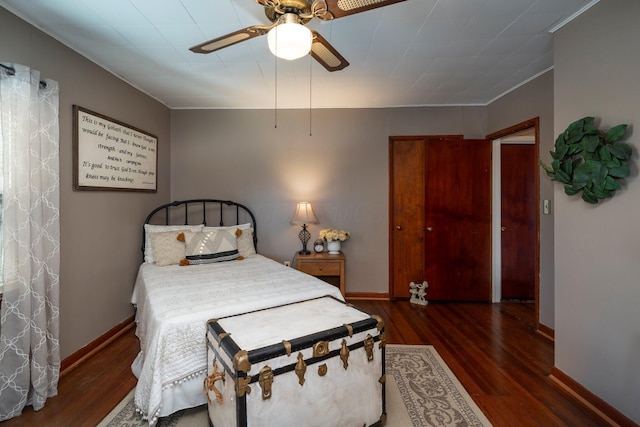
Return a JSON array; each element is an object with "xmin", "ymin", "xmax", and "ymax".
[{"xmin": 267, "ymin": 13, "xmax": 312, "ymax": 60}]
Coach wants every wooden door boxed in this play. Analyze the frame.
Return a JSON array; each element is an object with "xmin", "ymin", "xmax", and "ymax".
[
  {"xmin": 390, "ymin": 138, "xmax": 425, "ymax": 298},
  {"xmin": 501, "ymin": 144, "xmax": 536, "ymax": 300},
  {"xmin": 390, "ymin": 137, "xmax": 492, "ymax": 301},
  {"xmin": 424, "ymin": 139, "xmax": 492, "ymax": 301}
]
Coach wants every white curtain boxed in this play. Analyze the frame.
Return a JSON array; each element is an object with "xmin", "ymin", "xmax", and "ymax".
[{"xmin": 0, "ymin": 64, "xmax": 60, "ymax": 420}]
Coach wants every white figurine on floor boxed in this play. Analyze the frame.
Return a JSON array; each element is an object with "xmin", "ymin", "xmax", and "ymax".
[{"xmin": 409, "ymin": 281, "xmax": 428, "ymax": 306}]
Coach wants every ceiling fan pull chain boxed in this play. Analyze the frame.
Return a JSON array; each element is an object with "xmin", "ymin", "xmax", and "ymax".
[
  {"xmin": 309, "ymin": 54, "xmax": 313, "ymax": 136},
  {"xmin": 274, "ymin": 31, "xmax": 278, "ymax": 129}
]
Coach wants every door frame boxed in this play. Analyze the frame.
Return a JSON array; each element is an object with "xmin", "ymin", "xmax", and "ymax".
[{"xmin": 486, "ymin": 118, "xmax": 541, "ymax": 321}]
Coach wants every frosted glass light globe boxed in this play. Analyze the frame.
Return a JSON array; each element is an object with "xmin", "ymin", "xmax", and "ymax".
[{"xmin": 267, "ymin": 16, "xmax": 312, "ymax": 60}]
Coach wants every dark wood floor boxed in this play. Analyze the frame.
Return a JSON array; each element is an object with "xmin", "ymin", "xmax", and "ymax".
[{"xmin": 4, "ymin": 301, "xmax": 606, "ymax": 427}]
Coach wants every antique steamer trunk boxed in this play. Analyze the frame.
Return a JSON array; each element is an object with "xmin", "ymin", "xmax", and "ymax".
[{"xmin": 205, "ymin": 296, "xmax": 386, "ymax": 427}]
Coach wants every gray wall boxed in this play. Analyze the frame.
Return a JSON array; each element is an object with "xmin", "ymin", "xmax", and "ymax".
[
  {"xmin": 0, "ymin": 7, "xmax": 171, "ymax": 359},
  {"xmin": 487, "ymin": 70, "xmax": 555, "ymax": 327},
  {"xmin": 170, "ymin": 107, "xmax": 487, "ymax": 294},
  {"xmin": 554, "ymin": 0, "xmax": 640, "ymax": 422}
]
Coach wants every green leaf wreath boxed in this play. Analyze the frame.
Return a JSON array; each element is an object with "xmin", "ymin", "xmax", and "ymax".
[{"xmin": 539, "ymin": 117, "xmax": 632, "ymax": 204}]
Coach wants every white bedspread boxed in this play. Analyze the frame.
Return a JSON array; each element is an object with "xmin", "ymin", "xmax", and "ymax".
[{"xmin": 131, "ymin": 255, "xmax": 344, "ymax": 424}]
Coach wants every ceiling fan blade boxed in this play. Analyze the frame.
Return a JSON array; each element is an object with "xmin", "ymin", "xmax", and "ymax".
[
  {"xmin": 190, "ymin": 26, "xmax": 269, "ymax": 54},
  {"xmin": 323, "ymin": 0, "xmax": 407, "ymax": 19},
  {"xmin": 310, "ymin": 31, "xmax": 349, "ymax": 72}
]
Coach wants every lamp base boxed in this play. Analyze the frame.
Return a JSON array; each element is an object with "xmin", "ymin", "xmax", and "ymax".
[{"xmin": 298, "ymin": 224, "xmax": 311, "ymax": 255}]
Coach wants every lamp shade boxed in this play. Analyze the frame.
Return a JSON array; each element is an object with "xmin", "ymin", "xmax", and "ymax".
[
  {"xmin": 290, "ymin": 202, "xmax": 319, "ymax": 225},
  {"xmin": 267, "ymin": 14, "xmax": 312, "ymax": 60}
]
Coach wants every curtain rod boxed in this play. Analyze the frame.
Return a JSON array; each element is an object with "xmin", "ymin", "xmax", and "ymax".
[{"xmin": 1, "ymin": 63, "xmax": 48, "ymax": 88}]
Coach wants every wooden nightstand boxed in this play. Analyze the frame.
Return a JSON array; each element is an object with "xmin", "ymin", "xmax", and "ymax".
[{"xmin": 294, "ymin": 252, "xmax": 345, "ymax": 297}]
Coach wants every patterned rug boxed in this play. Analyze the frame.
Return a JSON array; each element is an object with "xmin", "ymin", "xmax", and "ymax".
[
  {"xmin": 99, "ymin": 345, "xmax": 491, "ymax": 427},
  {"xmin": 386, "ymin": 345, "xmax": 492, "ymax": 427}
]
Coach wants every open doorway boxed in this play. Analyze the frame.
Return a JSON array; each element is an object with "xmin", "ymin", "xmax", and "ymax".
[{"xmin": 487, "ymin": 119, "xmax": 541, "ymax": 323}]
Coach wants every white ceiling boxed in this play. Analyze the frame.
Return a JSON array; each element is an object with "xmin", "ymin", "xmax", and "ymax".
[{"xmin": 0, "ymin": 0, "xmax": 597, "ymax": 109}]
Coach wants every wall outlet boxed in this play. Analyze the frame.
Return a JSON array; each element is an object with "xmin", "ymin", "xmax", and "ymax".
[{"xmin": 283, "ymin": 261, "xmax": 291, "ymax": 267}]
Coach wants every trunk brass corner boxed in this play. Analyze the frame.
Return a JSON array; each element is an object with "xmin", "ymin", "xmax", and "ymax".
[
  {"xmin": 233, "ymin": 350, "xmax": 251, "ymax": 373},
  {"xmin": 371, "ymin": 314, "xmax": 384, "ymax": 331}
]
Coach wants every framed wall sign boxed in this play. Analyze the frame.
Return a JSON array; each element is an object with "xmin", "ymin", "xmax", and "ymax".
[{"xmin": 73, "ymin": 105, "xmax": 158, "ymax": 192}]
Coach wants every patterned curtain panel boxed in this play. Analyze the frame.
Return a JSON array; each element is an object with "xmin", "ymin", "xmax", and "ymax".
[{"xmin": 0, "ymin": 64, "xmax": 60, "ymax": 421}]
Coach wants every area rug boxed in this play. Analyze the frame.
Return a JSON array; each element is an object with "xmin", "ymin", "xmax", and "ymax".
[
  {"xmin": 99, "ymin": 345, "xmax": 491, "ymax": 427},
  {"xmin": 386, "ymin": 345, "xmax": 492, "ymax": 427}
]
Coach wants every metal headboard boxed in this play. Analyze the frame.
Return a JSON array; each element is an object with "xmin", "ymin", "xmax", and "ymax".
[{"xmin": 141, "ymin": 199, "xmax": 258, "ymax": 258}]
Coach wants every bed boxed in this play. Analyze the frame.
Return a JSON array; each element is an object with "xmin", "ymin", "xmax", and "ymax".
[{"xmin": 130, "ymin": 199, "xmax": 344, "ymax": 425}]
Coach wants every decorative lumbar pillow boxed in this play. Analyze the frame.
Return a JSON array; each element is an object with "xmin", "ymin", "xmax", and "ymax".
[
  {"xmin": 179, "ymin": 229, "xmax": 240, "ymax": 265},
  {"xmin": 149, "ymin": 231, "xmax": 186, "ymax": 266},
  {"xmin": 203, "ymin": 223, "xmax": 256, "ymax": 258},
  {"xmin": 144, "ymin": 224, "xmax": 203, "ymax": 263}
]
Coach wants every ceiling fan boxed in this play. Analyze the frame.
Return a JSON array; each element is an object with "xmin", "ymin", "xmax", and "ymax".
[{"xmin": 189, "ymin": 0, "xmax": 407, "ymax": 72}]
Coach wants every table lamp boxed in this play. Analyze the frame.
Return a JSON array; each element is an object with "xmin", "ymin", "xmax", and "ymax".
[{"xmin": 290, "ymin": 202, "xmax": 319, "ymax": 255}]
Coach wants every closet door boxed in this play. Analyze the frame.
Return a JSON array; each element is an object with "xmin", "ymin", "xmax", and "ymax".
[
  {"xmin": 423, "ymin": 139, "xmax": 492, "ymax": 301},
  {"xmin": 390, "ymin": 137, "xmax": 425, "ymax": 298},
  {"xmin": 390, "ymin": 137, "xmax": 491, "ymax": 301}
]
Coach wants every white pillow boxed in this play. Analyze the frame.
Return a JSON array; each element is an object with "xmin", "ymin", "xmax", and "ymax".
[
  {"xmin": 149, "ymin": 231, "xmax": 186, "ymax": 266},
  {"xmin": 203, "ymin": 223, "xmax": 256, "ymax": 258},
  {"xmin": 144, "ymin": 224, "xmax": 203, "ymax": 263},
  {"xmin": 237, "ymin": 227, "xmax": 256, "ymax": 258}
]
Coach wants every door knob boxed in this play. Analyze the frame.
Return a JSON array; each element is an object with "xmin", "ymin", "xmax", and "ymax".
[
  {"xmin": 501, "ymin": 226, "xmax": 506, "ymax": 232},
  {"xmin": 395, "ymin": 225, "xmax": 402, "ymax": 231},
  {"xmin": 426, "ymin": 227, "xmax": 433, "ymax": 232}
]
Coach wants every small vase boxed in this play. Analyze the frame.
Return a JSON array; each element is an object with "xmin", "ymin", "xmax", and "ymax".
[{"xmin": 327, "ymin": 240, "xmax": 341, "ymax": 254}]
